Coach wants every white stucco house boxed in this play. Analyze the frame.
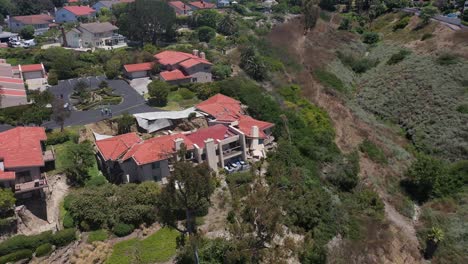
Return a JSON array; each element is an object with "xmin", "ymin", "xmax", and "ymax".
[{"xmin": 62, "ymin": 22, "xmax": 126, "ymax": 49}]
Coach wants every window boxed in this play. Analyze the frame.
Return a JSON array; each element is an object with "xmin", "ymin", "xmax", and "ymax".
[
  {"xmin": 16, "ymin": 171, "xmax": 32, "ymax": 183},
  {"xmin": 152, "ymin": 162, "xmax": 160, "ymax": 170}
]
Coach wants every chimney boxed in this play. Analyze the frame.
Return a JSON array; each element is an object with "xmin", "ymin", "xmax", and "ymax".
[
  {"xmin": 199, "ymin": 51, "xmax": 206, "ymax": 59},
  {"xmin": 204, "ymin": 138, "xmax": 218, "ymax": 172},
  {"xmin": 250, "ymin": 126, "xmax": 259, "ymax": 149},
  {"xmin": 192, "ymin": 49, "xmax": 199, "ymax": 56},
  {"xmin": 174, "ymin": 137, "xmax": 184, "ymax": 151}
]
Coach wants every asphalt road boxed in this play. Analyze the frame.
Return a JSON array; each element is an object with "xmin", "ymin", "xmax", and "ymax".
[
  {"xmin": 43, "ymin": 76, "xmax": 157, "ymax": 129},
  {"xmin": 401, "ymin": 8, "xmax": 466, "ymax": 29}
]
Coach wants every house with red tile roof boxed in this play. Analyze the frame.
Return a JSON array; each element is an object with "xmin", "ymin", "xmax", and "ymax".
[
  {"xmin": 55, "ymin": 6, "xmax": 96, "ymax": 23},
  {"xmin": 188, "ymin": 0, "xmax": 216, "ymax": 10},
  {"xmin": 154, "ymin": 49, "xmax": 212, "ymax": 85},
  {"xmin": 9, "ymin": 14, "xmax": 55, "ymax": 36},
  {"xmin": 18, "ymin": 63, "xmax": 47, "ymax": 80},
  {"xmin": 123, "ymin": 62, "xmax": 153, "ymax": 79},
  {"xmin": 169, "ymin": 1, "xmax": 193, "ymax": 15},
  {"xmin": 195, "ymin": 93, "xmax": 244, "ymax": 123},
  {"xmin": 0, "ymin": 60, "xmax": 27, "ymax": 108},
  {"xmin": 0, "ymin": 127, "xmax": 55, "ymax": 197}
]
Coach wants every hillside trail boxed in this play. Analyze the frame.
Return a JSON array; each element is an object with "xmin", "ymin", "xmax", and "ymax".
[{"xmin": 270, "ymin": 18, "xmax": 423, "ymax": 263}]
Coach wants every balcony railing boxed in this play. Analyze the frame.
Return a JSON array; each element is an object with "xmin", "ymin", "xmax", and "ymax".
[{"xmin": 15, "ymin": 174, "xmax": 48, "ymax": 194}]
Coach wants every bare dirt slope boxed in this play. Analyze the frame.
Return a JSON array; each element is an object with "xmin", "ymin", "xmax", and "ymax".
[{"xmin": 268, "ymin": 17, "xmax": 423, "ymax": 264}]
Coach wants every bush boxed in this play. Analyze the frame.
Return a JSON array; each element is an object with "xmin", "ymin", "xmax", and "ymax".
[
  {"xmin": 177, "ymin": 88, "xmax": 195, "ymax": 100},
  {"xmin": 63, "ymin": 212, "xmax": 75, "ymax": 228},
  {"xmin": 46, "ymin": 130, "xmax": 78, "ymax": 145},
  {"xmin": 387, "ymin": 50, "xmax": 411, "ymax": 65},
  {"xmin": 329, "ymin": 151, "xmax": 360, "ymax": 192},
  {"xmin": 393, "ymin": 16, "xmax": 410, "ymax": 31},
  {"xmin": 421, "ymin": 33, "xmax": 433, "ymax": 41},
  {"xmin": 0, "ymin": 231, "xmax": 52, "ymax": 256},
  {"xmin": 436, "ymin": 53, "xmax": 459, "ymax": 65},
  {"xmin": 48, "ymin": 71, "xmax": 58, "ymax": 85},
  {"xmin": 338, "ymin": 18, "xmax": 351, "ymax": 30},
  {"xmin": 0, "ymin": 249, "xmax": 33, "ymax": 264},
  {"xmin": 226, "ymin": 172, "xmax": 254, "ymax": 186},
  {"xmin": 362, "ymin": 32, "xmax": 380, "ymax": 44},
  {"xmin": 456, "ymin": 104, "xmax": 468, "ymax": 114},
  {"xmin": 87, "ymin": 229, "xmax": 108, "ymax": 243},
  {"xmin": 212, "ymin": 64, "xmax": 231, "ymax": 80},
  {"xmin": 337, "ymin": 51, "xmax": 379, "ymax": 73},
  {"xmin": 35, "ymin": 243, "xmax": 52, "ymax": 257},
  {"xmin": 197, "ymin": 26, "xmax": 216, "ymax": 42},
  {"xmin": 51, "ymin": 228, "xmax": 77, "ymax": 247},
  {"xmin": 85, "ymin": 174, "xmax": 107, "ymax": 187},
  {"xmin": 112, "ymin": 223, "xmax": 134, "ymax": 237},
  {"xmin": 313, "ymin": 69, "xmax": 346, "ymax": 93},
  {"xmin": 359, "ymin": 139, "xmax": 387, "ymax": 164}
]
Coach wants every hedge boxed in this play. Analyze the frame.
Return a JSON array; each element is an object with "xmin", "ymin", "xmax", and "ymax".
[
  {"xmin": 51, "ymin": 228, "xmax": 77, "ymax": 247},
  {"xmin": 63, "ymin": 212, "xmax": 75, "ymax": 229},
  {"xmin": 46, "ymin": 130, "xmax": 79, "ymax": 145},
  {"xmin": 112, "ymin": 223, "xmax": 134, "ymax": 237},
  {"xmin": 0, "ymin": 231, "xmax": 52, "ymax": 256},
  {"xmin": 35, "ymin": 243, "xmax": 53, "ymax": 257},
  {"xmin": 0, "ymin": 249, "xmax": 33, "ymax": 264}
]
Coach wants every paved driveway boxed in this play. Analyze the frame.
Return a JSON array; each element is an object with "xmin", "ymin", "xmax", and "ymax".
[
  {"xmin": 43, "ymin": 76, "xmax": 158, "ymax": 129},
  {"xmin": 129, "ymin": 77, "xmax": 151, "ymax": 96}
]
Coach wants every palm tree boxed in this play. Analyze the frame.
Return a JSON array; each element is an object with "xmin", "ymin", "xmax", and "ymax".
[{"xmin": 424, "ymin": 226, "xmax": 444, "ymax": 259}]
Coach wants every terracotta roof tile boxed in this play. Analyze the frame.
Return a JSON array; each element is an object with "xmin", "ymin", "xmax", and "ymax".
[
  {"xmin": 95, "ymin": 132, "xmax": 141, "ymax": 161},
  {"xmin": 0, "ymin": 127, "xmax": 47, "ymax": 168},
  {"xmin": 189, "ymin": 1, "xmax": 216, "ymax": 9},
  {"xmin": 11, "ymin": 14, "xmax": 53, "ymax": 25},
  {"xmin": 186, "ymin": 124, "xmax": 232, "ymax": 148},
  {"xmin": 195, "ymin": 93, "xmax": 243, "ymax": 122},
  {"xmin": 20, "ymin": 64, "xmax": 43, "ymax": 73},
  {"xmin": 63, "ymin": 6, "xmax": 96, "ymax": 16},
  {"xmin": 0, "ymin": 170, "xmax": 16, "ymax": 181},
  {"xmin": 154, "ymin": 50, "xmax": 210, "ymax": 66},
  {"xmin": 169, "ymin": 1, "xmax": 192, "ymax": 11},
  {"xmin": 124, "ymin": 62, "xmax": 153, "ymax": 73},
  {"xmin": 0, "ymin": 88, "xmax": 27, "ymax": 96},
  {"xmin": 160, "ymin": 69, "xmax": 191, "ymax": 81},
  {"xmin": 237, "ymin": 115, "xmax": 274, "ymax": 138}
]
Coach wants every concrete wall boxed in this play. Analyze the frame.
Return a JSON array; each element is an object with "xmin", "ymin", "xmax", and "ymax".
[
  {"xmin": 23, "ymin": 71, "xmax": 44, "ymax": 80},
  {"xmin": 127, "ymin": 70, "xmax": 148, "ymax": 79},
  {"xmin": 9, "ymin": 20, "xmax": 49, "ymax": 34},
  {"xmin": 184, "ymin": 63, "xmax": 212, "ymax": 83},
  {"xmin": 120, "ymin": 158, "xmax": 170, "ymax": 183},
  {"xmin": 10, "ymin": 166, "xmax": 42, "ymax": 183}
]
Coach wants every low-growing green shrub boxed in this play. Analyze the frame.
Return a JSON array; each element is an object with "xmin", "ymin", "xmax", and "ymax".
[
  {"xmin": 313, "ymin": 69, "xmax": 346, "ymax": 93},
  {"xmin": 177, "ymin": 88, "xmax": 196, "ymax": 100},
  {"xmin": 393, "ymin": 16, "xmax": 410, "ymax": 31},
  {"xmin": 85, "ymin": 174, "xmax": 107, "ymax": 187},
  {"xmin": 421, "ymin": 33, "xmax": 433, "ymax": 41},
  {"xmin": 0, "ymin": 249, "xmax": 33, "ymax": 264},
  {"xmin": 456, "ymin": 104, "xmax": 468, "ymax": 114},
  {"xmin": 87, "ymin": 229, "xmax": 108, "ymax": 243},
  {"xmin": 387, "ymin": 50, "xmax": 411, "ymax": 65},
  {"xmin": 362, "ymin": 32, "xmax": 380, "ymax": 44},
  {"xmin": 359, "ymin": 139, "xmax": 388, "ymax": 164},
  {"xmin": 436, "ymin": 53, "xmax": 459, "ymax": 65},
  {"xmin": 51, "ymin": 228, "xmax": 77, "ymax": 247},
  {"xmin": 113, "ymin": 223, "xmax": 134, "ymax": 237},
  {"xmin": 337, "ymin": 51, "xmax": 379, "ymax": 73},
  {"xmin": 35, "ymin": 243, "xmax": 52, "ymax": 257},
  {"xmin": 0, "ymin": 231, "xmax": 52, "ymax": 256},
  {"xmin": 63, "ymin": 212, "xmax": 74, "ymax": 228},
  {"xmin": 226, "ymin": 172, "xmax": 254, "ymax": 186}
]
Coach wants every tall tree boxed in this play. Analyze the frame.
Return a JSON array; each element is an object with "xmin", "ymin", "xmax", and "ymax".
[
  {"xmin": 52, "ymin": 97, "xmax": 71, "ymax": 132},
  {"xmin": 147, "ymin": 80, "xmax": 171, "ymax": 106},
  {"xmin": 116, "ymin": 112, "xmax": 134, "ymax": 134},
  {"xmin": 117, "ymin": 0, "xmax": 176, "ymax": 44},
  {"xmin": 62, "ymin": 141, "xmax": 96, "ymax": 186},
  {"xmin": 302, "ymin": 0, "xmax": 320, "ymax": 32},
  {"xmin": 0, "ymin": 189, "xmax": 15, "ymax": 218},
  {"xmin": 11, "ymin": 0, "xmax": 54, "ymax": 15},
  {"xmin": 217, "ymin": 14, "xmax": 238, "ymax": 36}
]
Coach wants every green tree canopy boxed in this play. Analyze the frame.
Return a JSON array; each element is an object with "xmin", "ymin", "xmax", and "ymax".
[
  {"xmin": 197, "ymin": 26, "xmax": 216, "ymax": 42},
  {"xmin": 217, "ymin": 14, "xmax": 238, "ymax": 35},
  {"xmin": 0, "ymin": 189, "xmax": 15, "ymax": 218},
  {"xmin": 62, "ymin": 141, "xmax": 96, "ymax": 186},
  {"xmin": 190, "ymin": 9, "xmax": 222, "ymax": 28},
  {"xmin": 116, "ymin": 112, "xmax": 134, "ymax": 135},
  {"xmin": 147, "ymin": 80, "xmax": 171, "ymax": 106},
  {"xmin": 19, "ymin": 25, "xmax": 35, "ymax": 39}
]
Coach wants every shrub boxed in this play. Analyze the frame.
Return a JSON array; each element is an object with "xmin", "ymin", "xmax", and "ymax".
[
  {"xmin": 393, "ymin": 16, "xmax": 410, "ymax": 31},
  {"xmin": 456, "ymin": 104, "xmax": 468, "ymax": 114},
  {"xmin": 35, "ymin": 243, "xmax": 52, "ymax": 257},
  {"xmin": 226, "ymin": 172, "xmax": 254, "ymax": 186},
  {"xmin": 63, "ymin": 212, "xmax": 75, "ymax": 228},
  {"xmin": 87, "ymin": 229, "xmax": 108, "ymax": 243},
  {"xmin": 0, "ymin": 249, "xmax": 33, "ymax": 264},
  {"xmin": 387, "ymin": 50, "xmax": 411, "ymax": 65},
  {"xmin": 212, "ymin": 64, "xmax": 231, "ymax": 80},
  {"xmin": 329, "ymin": 151, "xmax": 360, "ymax": 192},
  {"xmin": 197, "ymin": 26, "xmax": 216, "ymax": 42},
  {"xmin": 51, "ymin": 228, "xmax": 77, "ymax": 247},
  {"xmin": 362, "ymin": 32, "xmax": 380, "ymax": 44},
  {"xmin": 337, "ymin": 51, "xmax": 379, "ymax": 73},
  {"xmin": 0, "ymin": 231, "xmax": 52, "ymax": 256},
  {"xmin": 421, "ymin": 33, "xmax": 433, "ymax": 41},
  {"xmin": 48, "ymin": 71, "xmax": 58, "ymax": 85},
  {"xmin": 46, "ymin": 130, "xmax": 78, "ymax": 145},
  {"xmin": 178, "ymin": 88, "xmax": 195, "ymax": 100},
  {"xmin": 112, "ymin": 223, "xmax": 134, "ymax": 237},
  {"xmin": 436, "ymin": 53, "xmax": 459, "ymax": 65},
  {"xmin": 85, "ymin": 174, "xmax": 107, "ymax": 187},
  {"xmin": 338, "ymin": 18, "xmax": 351, "ymax": 30},
  {"xmin": 359, "ymin": 139, "xmax": 387, "ymax": 164},
  {"xmin": 313, "ymin": 69, "xmax": 346, "ymax": 93}
]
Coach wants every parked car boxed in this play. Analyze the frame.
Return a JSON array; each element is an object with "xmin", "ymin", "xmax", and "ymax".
[{"xmin": 23, "ymin": 39, "xmax": 36, "ymax": 48}]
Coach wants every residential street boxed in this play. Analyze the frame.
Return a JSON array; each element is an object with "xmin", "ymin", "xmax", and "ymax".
[{"xmin": 43, "ymin": 76, "xmax": 158, "ymax": 129}]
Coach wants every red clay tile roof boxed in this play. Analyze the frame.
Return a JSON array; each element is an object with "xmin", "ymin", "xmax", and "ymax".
[
  {"xmin": 179, "ymin": 58, "xmax": 212, "ymax": 69},
  {"xmin": 95, "ymin": 132, "xmax": 141, "ymax": 161},
  {"xmin": 189, "ymin": 1, "xmax": 216, "ymax": 9},
  {"xmin": 0, "ymin": 127, "xmax": 47, "ymax": 169},
  {"xmin": 11, "ymin": 14, "xmax": 54, "ymax": 25},
  {"xmin": 196, "ymin": 93, "xmax": 243, "ymax": 122},
  {"xmin": 154, "ymin": 50, "xmax": 210, "ymax": 66},
  {"xmin": 63, "ymin": 6, "xmax": 96, "ymax": 16},
  {"xmin": 122, "ymin": 134, "xmax": 194, "ymax": 165},
  {"xmin": 160, "ymin": 69, "xmax": 191, "ymax": 81},
  {"xmin": 0, "ymin": 88, "xmax": 27, "ymax": 96},
  {"xmin": 169, "ymin": 1, "xmax": 192, "ymax": 11},
  {"xmin": 237, "ymin": 115, "xmax": 274, "ymax": 139},
  {"xmin": 186, "ymin": 124, "xmax": 232, "ymax": 148},
  {"xmin": 0, "ymin": 170, "xmax": 16, "ymax": 181},
  {"xmin": 124, "ymin": 62, "xmax": 153, "ymax": 73},
  {"xmin": 0, "ymin": 77, "xmax": 24, "ymax": 84},
  {"xmin": 20, "ymin": 64, "xmax": 43, "ymax": 73}
]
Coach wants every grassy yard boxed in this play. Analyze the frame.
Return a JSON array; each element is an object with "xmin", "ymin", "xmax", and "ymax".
[
  {"xmin": 106, "ymin": 228, "xmax": 178, "ymax": 264},
  {"xmin": 162, "ymin": 90, "xmax": 200, "ymax": 111}
]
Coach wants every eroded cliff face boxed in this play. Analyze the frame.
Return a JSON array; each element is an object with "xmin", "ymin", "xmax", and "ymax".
[{"xmin": 267, "ymin": 17, "xmax": 423, "ymax": 264}]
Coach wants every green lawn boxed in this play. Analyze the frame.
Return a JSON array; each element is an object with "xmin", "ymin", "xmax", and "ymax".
[
  {"xmin": 87, "ymin": 229, "xmax": 109, "ymax": 243},
  {"xmin": 106, "ymin": 228, "xmax": 178, "ymax": 264},
  {"xmin": 161, "ymin": 90, "xmax": 200, "ymax": 111}
]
